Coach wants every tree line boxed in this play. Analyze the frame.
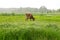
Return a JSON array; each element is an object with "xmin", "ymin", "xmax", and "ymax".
[{"xmin": 0, "ymin": 6, "xmax": 60, "ymax": 15}]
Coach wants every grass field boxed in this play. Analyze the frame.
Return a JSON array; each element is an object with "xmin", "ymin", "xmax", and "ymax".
[{"xmin": 0, "ymin": 14, "xmax": 60, "ymax": 40}]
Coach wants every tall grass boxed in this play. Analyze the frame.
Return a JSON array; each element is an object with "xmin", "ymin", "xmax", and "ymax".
[
  {"xmin": 0, "ymin": 22, "xmax": 60, "ymax": 40},
  {"xmin": 0, "ymin": 13, "xmax": 60, "ymax": 40}
]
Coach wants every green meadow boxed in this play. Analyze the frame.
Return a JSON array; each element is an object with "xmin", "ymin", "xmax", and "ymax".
[{"xmin": 0, "ymin": 13, "xmax": 60, "ymax": 40}]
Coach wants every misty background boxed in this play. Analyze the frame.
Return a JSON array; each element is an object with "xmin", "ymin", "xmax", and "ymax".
[
  {"xmin": 0, "ymin": 6, "xmax": 60, "ymax": 14},
  {"xmin": 0, "ymin": 0, "xmax": 60, "ymax": 14}
]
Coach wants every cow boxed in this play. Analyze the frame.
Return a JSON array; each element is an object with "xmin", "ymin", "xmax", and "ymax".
[{"xmin": 25, "ymin": 13, "xmax": 35, "ymax": 21}]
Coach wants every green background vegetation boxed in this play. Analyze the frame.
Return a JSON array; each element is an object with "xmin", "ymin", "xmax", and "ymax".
[{"xmin": 0, "ymin": 13, "xmax": 60, "ymax": 40}]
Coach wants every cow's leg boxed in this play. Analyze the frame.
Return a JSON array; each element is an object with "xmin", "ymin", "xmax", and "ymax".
[
  {"xmin": 30, "ymin": 18, "xmax": 31, "ymax": 21},
  {"xmin": 32, "ymin": 17, "xmax": 35, "ymax": 21},
  {"xmin": 30, "ymin": 17, "xmax": 32, "ymax": 21}
]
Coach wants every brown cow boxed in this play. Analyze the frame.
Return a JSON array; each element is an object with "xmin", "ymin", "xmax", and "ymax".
[{"xmin": 25, "ymin": 13, "xmax": 35, "ymax": 21}]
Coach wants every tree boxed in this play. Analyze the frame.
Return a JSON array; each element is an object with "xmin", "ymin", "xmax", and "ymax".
[
  {"xmin": 57, "ymin": 9, "xmax": 60, "ymax": 12},
  {"xmin": 39, "ymin": 6, "xmax": 48, "ymax": 13}
]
